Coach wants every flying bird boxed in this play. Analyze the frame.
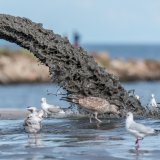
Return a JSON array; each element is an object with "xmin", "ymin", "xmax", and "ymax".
[{"xmin": 61, "ymin": 95, "xmax": 119, "ymax": 123}]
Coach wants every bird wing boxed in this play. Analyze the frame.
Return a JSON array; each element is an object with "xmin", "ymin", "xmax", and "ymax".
[
  {"xmin": 37, "ymin": 110, "xmax": 44, "ymax": 119},
  {"xmin": 129, "ymin": 122, "xmax": 154, "ymax": 134},
  {"xmin": 48, "ymin": 104, "xmax": 60, "ymax": 109},
  {"xmin": 23, "ymin": 118, "xmax": 33, "ymax": 127},
  {"xmin": 48, "ymin": 107, "xmax": 61, "ymax": 113},
  {"xmin": 23, "ymin": 119, "xmax": 29, "ymax": 127},
  {"xmin": 79, "ymin": 97, "xmax": 108, "ymax": 111}
]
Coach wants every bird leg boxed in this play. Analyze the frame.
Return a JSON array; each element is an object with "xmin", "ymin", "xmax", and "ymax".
[
  {"xmin": 135, "ymin": 138, "xmax": 140, "ymax": 150},
  {"xmin": 135, "ymin": 138, "xmax": 143, "ymax": 149},
  {"xmin": 44, "ymin": 112, "xmax": 48, "ymax": 118},
  {"xmin": 89, "ymin": 113, "xmax": 93, "ymax": 123},
  {"xmin": 135, "ymin": 138, "xmax": 139, "ymax": 145},
  {"xmin": 28, "ymin": 133, "xmax": 31, "ymax": 139},
  {"xmin": 94, "ymin": 112, "xmax": 102, "ymax": 123},
  {"xmin": 34, "ymin": 133, "xmax": 38, "ymax": 144}
]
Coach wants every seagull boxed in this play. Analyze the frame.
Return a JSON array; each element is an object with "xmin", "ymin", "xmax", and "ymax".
[
  {"xmin": 41, "ymin": 97, "xmax": 65, "ymax": 117},
  {"xmin": 135, "ymin": 95, "xmax": 140, "ymax": 100},
  {"xmin": 148, "ymin": 94, "xmax": 158, "ymax": 113},
  {"xmin": 61, "ymin": 95, "xmax": 119, "ymax": 123},
  {"xmin": 126, "ymin": 112, "xmax": 158, "ymax": 149},
  {"xmin": 23, "ymin": 107, "xmax": 44, "ymax": 137}
]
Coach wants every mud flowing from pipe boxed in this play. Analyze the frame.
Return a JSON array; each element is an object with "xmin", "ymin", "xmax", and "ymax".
[{"xmin": 0, "ymin": 14, "xmax": 145, "ymax": 116}]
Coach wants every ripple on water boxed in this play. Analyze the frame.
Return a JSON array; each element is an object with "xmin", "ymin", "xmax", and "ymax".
[{"xmin": 0, "ymin": 118, "xmax": 160, "ymax": 160}]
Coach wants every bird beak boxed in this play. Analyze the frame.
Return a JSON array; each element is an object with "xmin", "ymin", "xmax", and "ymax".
[
  {"xmin": 27, "ymin": 106, "xmax": 32, "ymax": 110},
  {"xmin": 27, "ymin": 106, "xmax": 31, "ymax": 109}
]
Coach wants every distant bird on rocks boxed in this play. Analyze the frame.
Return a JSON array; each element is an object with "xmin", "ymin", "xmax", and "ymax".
[
  {"xmin": 61, "ymin": 95, "xmax": 119, "ymax": 123},
  {"xmin": 148, "ymin": 94, "xmax": 158, "ymax": 113},
  {"xmin": 135, "ymin": 95, "xmax": 140, "ymax": 100},
  {"xmin": 41, "ymin": 97, "xmax": 65, "ymax": 117},
  {"xmin": 23, "ymin": 107, "xmax": 44, "ymax": 137}
]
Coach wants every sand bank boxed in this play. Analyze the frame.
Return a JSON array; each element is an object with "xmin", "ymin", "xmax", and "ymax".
[{"xmin": 0, "ymin": 108, "xmax": 26, "ymax": 120}]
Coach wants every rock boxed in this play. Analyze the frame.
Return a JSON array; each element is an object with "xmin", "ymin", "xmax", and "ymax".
[
  {"xmin": 0, "ymin": 52, "xmax": 50, "ymax": 84},
  {"xmin": 93, "ymin": 53, "xmax": 160, "ymax": 81},
  {"xmin": 92, "ymin": 52, "xmax": 110, "ymax": 68}
]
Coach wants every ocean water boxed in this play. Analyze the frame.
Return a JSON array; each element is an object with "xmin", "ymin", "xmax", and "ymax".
[
  {"xmin": 84, "ymin": 44, "xmax": 160, "ymax": 60},
  {"xmin": 0, "ymin": 82, "xmax": 159, "ymax": 109},
  {"xmin": 0, "ymin": 84, "xmax": 70, "ymax": 109}
]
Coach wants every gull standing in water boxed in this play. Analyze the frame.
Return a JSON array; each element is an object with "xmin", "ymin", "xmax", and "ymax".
[
  {"xmin": 61, "ymin": 95, "xmax": 119, "ymax": 123},
  {"xmin": 126, "ymin": 112, "xmax": 158, "ymax": 149},
  {"xmin": 23, "ymin": 107, "xmax": 44, "ymax": 139},
  {"xmin": 41, "ymin": 97, "xmax": 65, "ymax": 117},
  {"xmin": 148, "ymin": 94, "xmax": 158, "ymax": 113}
]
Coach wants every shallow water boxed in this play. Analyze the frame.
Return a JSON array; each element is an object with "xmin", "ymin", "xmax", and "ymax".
[
  {"xmin": 0, "ymin": 82, "xmax": 160, "ymax": 159},
  {"xmin": 0, "ymin": 117, "xmax": 160, "ymax": 160}
]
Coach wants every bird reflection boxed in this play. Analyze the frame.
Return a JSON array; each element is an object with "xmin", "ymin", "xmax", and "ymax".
[{"xmin": 27, "ymin": 133, "xmax": 43, "ymax": 147}]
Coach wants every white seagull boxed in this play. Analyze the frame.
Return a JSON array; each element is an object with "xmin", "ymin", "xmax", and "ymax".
[
  {"xmin": 135, "ymin": 95, "xmax": 140, "ymax": 100},
  {"xmin": 126, "ymin": 112, "xmax": 157, "ymax": 149},
  {"xmin": 41, "ymin": 97, "xmax": 65, "ymax": 117},
  {"xmin": 23, "ymin": 107, "xmax": 44, "ymax": 137},
  {"xmin": 148, "ymin": 94, "xmax": 158, "ymax": 113}
]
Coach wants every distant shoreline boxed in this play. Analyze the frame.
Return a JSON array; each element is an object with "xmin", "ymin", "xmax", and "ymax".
[{"xmin": 0, "ymin": 49, "xmax": 160, "ymax": 83}]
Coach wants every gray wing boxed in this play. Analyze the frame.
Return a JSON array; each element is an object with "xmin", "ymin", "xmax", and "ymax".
[
  {"xmin": 48, "ymin": 107, "xmax": 61, "ymax": 113},
  {"xmin": 48, "ymin": 104, "xmax": 60, "ymax": 109},
  {"xmin": 130, "ymin": 122, "xmax": 154, "ymax": 134}
]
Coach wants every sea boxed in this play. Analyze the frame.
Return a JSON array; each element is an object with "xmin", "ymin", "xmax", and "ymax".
[
  {"xmin": 0, "ymin": 40, "xmax": 160, "ymax": 160},
  {"xmin": 1, "ymin": 39, "xmax": 160, "ymax": 59},
  {"xmin": 84, "ymin": 44, "xmax": 160, "ymax": 60}
]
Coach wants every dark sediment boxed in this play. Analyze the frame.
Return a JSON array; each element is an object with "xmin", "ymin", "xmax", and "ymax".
[{"xmin": 0, "ymin": 14, "xmax": 145, "ymax": 117}]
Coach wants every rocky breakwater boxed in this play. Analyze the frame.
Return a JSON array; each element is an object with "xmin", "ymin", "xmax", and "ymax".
[
  {"xmin": 92, "ymin": 52, "xmax": 160, "ymax": 81},
  {"xmin": 0, "ymin": 50, "xmax": 51, "ymax": 84},
  {"xmin": 0, "ymin": 50, "xmax": 160, "ymax": 83}
]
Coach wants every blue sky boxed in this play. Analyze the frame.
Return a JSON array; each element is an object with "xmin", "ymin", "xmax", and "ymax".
[{"xmin": 1, "ymin": 0, "xmax": 160, "ymax": 44}]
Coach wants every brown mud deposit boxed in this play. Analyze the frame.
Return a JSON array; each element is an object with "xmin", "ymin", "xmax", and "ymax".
[{"xmin": 0, "ymin": 14, "xmax": 145, "ymax": 117}]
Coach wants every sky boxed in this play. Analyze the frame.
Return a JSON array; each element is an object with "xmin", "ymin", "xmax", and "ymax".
[{"xmin": 1, "ymin": 0, "xmax": 160, "ymax": 44}]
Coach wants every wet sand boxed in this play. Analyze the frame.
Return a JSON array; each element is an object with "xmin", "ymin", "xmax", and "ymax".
[{"xmin": 0, "ymin": 108, "xmax": 26, "ymax": 119}]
